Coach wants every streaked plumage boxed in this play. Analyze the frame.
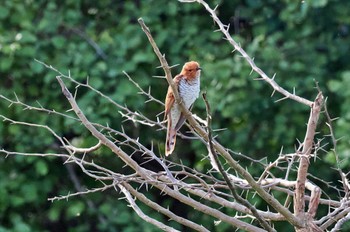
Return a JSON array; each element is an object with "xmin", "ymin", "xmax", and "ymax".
[{"xmin": 165, "ymin": 61, "xmax": 201, "ymax": 156}]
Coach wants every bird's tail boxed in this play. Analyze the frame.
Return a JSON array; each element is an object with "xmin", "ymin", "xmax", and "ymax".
[{"xmin": 165, "ymin": 124, "xmax": 177, "ymax": 156}]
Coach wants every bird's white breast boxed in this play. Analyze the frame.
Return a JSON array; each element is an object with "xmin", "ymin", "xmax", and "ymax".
[
  {"xmin": 169, "ymin": 76, "xmax": 200, "ymax": 129},
  {"xmin": 178, "ymin": 77, "xmax": 200, "ymax": 108}
]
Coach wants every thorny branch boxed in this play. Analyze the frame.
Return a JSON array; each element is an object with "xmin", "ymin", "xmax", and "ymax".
[
  {"xmin": 324, "ymin": 98, "xmax": 349, "ymax": 197},
  {"xmin": 180, "ymin": 0, "xmax": 313, "ymax": 107},
  {"xmin": 294, "ymin": 93, "xmax": 323, "ymax": 221},
  {"xmin": 53, "ymin": 76, "xmax": 267, "ymax": 231},
  {"xmin": 203, "ymin": 92, "xmax": 276, "ymax": 232}
]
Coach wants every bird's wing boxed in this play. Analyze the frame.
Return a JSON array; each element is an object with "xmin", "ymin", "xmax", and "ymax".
[
  {"xmin": 174, "ymin": 104, "xmax": 193, "ymax": 131},
  {"xmin": 164, "ymin": 74, "xmax": 182, "ymax": 118}
]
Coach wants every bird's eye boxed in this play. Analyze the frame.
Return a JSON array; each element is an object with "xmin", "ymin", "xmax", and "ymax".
[{"xmin": 188, "ymin": 69, "xmax": 192, "ymax": 72}]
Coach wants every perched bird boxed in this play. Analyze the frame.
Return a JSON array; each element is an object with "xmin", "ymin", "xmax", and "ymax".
[{"xmin": 164, "ymin": 61, "xmax": 202, "ymax": 156}]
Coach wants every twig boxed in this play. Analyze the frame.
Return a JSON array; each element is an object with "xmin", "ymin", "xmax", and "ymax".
[
  {"xmin": 152, "ymin": 177, "xmax": 266, "ymax": 232},
  {"xmin": 55, "ymin": 76, "xmax": 153, "ymax": 180},
  {"xmin": 64, "ymin": 140, "xmax": 102, "ymax": 154},
  {"xmin": 321, "ymin": 205, "xmax": 350, "ymax": 230},
  {"xmin": 330, "ymin": 210, "xmax": 350, "ymax": 232},
  {"xmin": 123, "ymin": 71, "xmax": 164, "ymax": 105},
  {"xmin": 183, "ymin": 0, "xmax": 313, "ymax": 107},
  {"xmin": 202, "ymin": 92, "xmax": 276, "ymax": 232},
  {"xmin": 34, "ymin": 59, "xmax": 163, "ymax": 132},
  {"xmin": 324, "ymin": 97, "xmax": 349, "ymax": 196},
  {"xmin": 117, "ymin": 184, "xmax": 179, "ymax": 232},
  {"xmin": 122, "ymin": 182, "xmax": 209, "ymax": 232},
  {"xmin": 48, "ymin": 184, "xmax": 115, "ymax": 202}
]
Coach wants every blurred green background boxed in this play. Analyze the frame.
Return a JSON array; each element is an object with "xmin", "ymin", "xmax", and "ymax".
[{"xmin": 1, "ymin": 0, "xmax": 350, "ymax": 231}]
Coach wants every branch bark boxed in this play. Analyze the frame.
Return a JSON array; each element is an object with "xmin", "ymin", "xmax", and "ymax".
[{"xmin": 294, "ymin": 92, "xmax": 323, "ymax": 218}]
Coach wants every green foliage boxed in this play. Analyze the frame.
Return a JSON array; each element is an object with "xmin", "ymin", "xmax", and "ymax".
[{"xmin": 0, "ymin": 0, "xmax": 349, "ymax": 231}]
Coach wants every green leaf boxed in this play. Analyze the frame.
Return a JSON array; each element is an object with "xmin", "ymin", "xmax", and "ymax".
[
  {"xmin": 0, "ymin": 56, "xmax": 14, "ymax": 71},
  {"xmin": 51, "ymin": 36, "xmax": 66, "ymax": 49},
  {"xmin": 35, "ymin": 160, "xmax": 48, "ymax": 176},
  {"xmin": 20, "ymin": 31, "xmax": 37, "ymax": 43},
  {"xmin": 309, "ymin": 0, "xmax": 328, "ymax": 8},
  {"xmin": 67, "ymin": 201, "xmax": 85, "ymax": 218},
  {"xmin": 115, "ymin": 211, "xmax": 131, "ymax": 224},
  {"xmin": 0, "ymin": 6, "xmax": 9, "ymax": 19},
  {"xmin": 327, "ymin": 80, "xmax": 341, "ymax": 92}
]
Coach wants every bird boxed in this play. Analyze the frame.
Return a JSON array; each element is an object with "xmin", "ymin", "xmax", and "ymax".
[{"xmin": 164, "ymin": 61, "xmax": 202, "ymax": 156}]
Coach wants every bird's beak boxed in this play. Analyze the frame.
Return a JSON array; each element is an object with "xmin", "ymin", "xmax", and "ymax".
[{"xmin": 197, "ymin": 67, "xmax": 202, "ymax": 71}]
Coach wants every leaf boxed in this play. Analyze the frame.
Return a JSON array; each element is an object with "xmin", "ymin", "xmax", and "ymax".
[
  {"xmin": 327, "ymin": 80, "xmax": 341, "ymax": 92},
  {"xmin": 0, "ymin": 6, "xmax": 9, "ymax": 19},
  {"xmin": 67, "ymin": 201, "xmax": 85, "ymax": 218},
  {"xmin": 20, "ymin": 31, "xmax": 37, "ymax": 43},
  {"xmin": 115, "ymin": 211, "xmax": 131, "ymax": 224},
  {"xmin": 51, "ymin": 36, "xmax": 66, "ymax": 49},
  {"xmin": 35, "ymin": 160, "xmax": 48, "ymax": 176},
  {"xmin": 310, "ymin": 0, "xmax": 328, "ymax": 8}
]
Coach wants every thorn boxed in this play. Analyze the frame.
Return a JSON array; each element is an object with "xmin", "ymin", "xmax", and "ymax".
[
  {"xmin": 331, "ymin": 117, "xmax": 340, "ymax": 122},
  {"xmin": 274, "ymin": 96, "xmax": 289, "ymax": 103},
  {"xmin": 169, "ymin": 64, "xmax": 180, "ymax": 69},
  {"xmin": 152, "ymin": 75, "xmax": 166, "ymax": 79},
  {"xmin": 13, "ymin": 92, "xmax": 19, "ymax": 101},
  {"xmin": 335, "ymin": 137, "xmax": 344, "ymax": 142},
  {"xmin": 279, "ymin": 146, "xmax": 284, "ymax": 155},
  {"xmin": 225, "ymin": 23, "xmax": 230, "ymax": 32},
  {"xmin": 271, "ymin": 73, "xmax": 276, "ymax": 80},
  {"xmin": 271, "ymin": 89, "xmax": 276, "ymax": 97}
]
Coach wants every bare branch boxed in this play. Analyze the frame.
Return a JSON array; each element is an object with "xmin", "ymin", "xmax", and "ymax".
[
  {"xmin": 118, "ymin": 184, "xmax": 179, "ymax": 232},
  {"xmin": 331, "ymin": 211, "xmax": 350, "ymax": 232},
  {"xmin": 294, "ymin": 92, "xmax": 324, "ymax": 218},
  {"xmin": 123, "ymin": 71, "xmax": 164, "ymax": 106},
  {"xmin": 203, "ymin": 92, "xmax": 275, "ymax": 232},
  {"xmin": 186, "ymin": 0, "xmax": 313, "ymax": 107},
  {"xmin": 121, "ymin": 182, "xmax": 210, "ymax": 232},
  {"xmin": 48, "ymin": 184, "xmax": 115, "ymax": 202},
  {"xmin": 324, "ymin": 97, "xmax": 349, "ymax": 196}
]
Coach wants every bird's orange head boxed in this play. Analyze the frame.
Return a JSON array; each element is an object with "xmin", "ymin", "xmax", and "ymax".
[{"xmin": 181, "ymin": 61, "xmax": 201, "ymax": 80}]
